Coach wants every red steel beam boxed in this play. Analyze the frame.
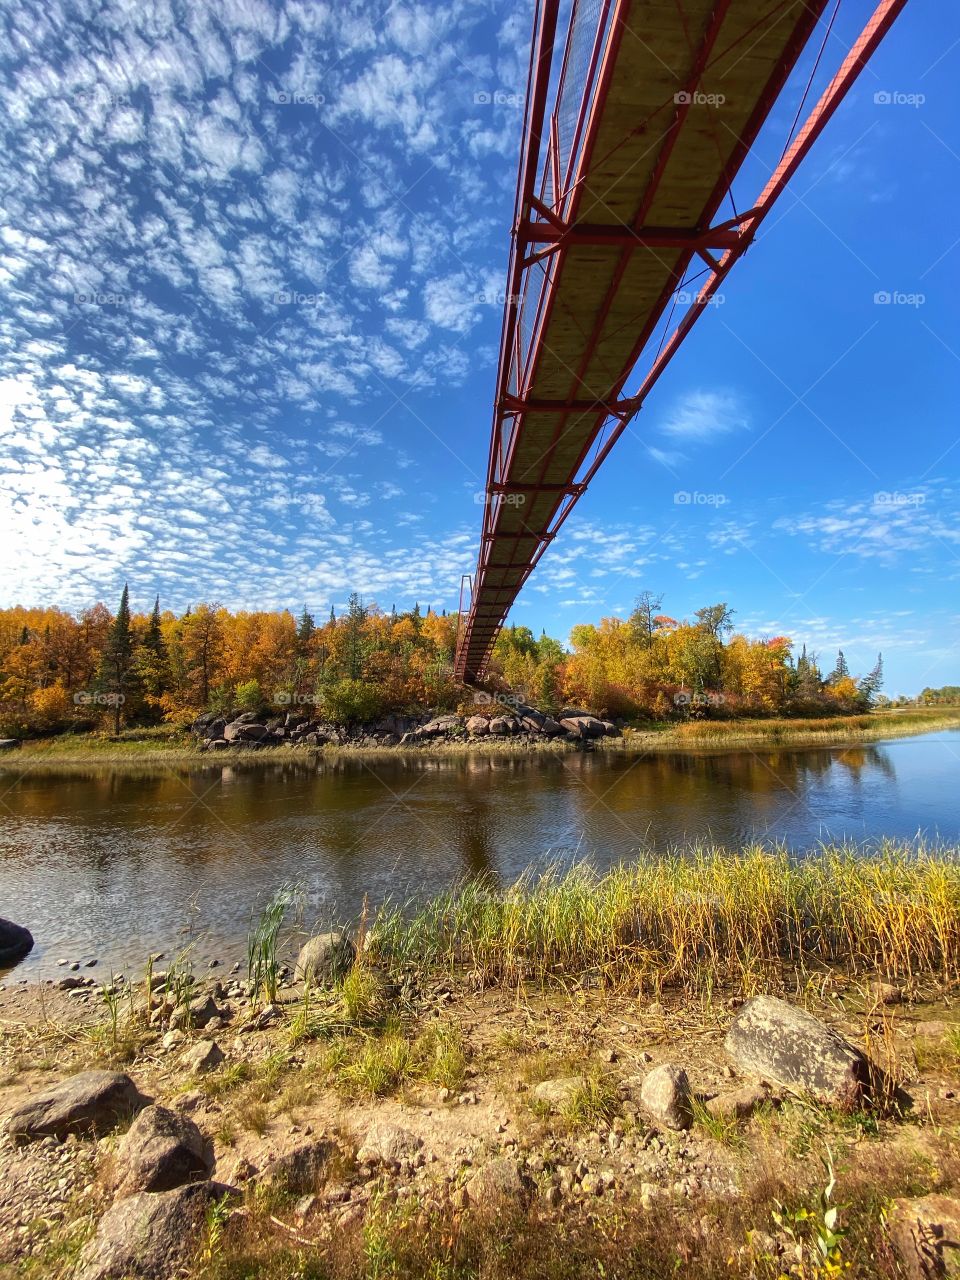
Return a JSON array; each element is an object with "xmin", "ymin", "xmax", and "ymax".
[{"xmin": 456, "ymin": 0, "xmax": 909, "ymax": 681}]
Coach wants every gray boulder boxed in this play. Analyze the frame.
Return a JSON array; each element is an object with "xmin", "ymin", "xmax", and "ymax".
[
  {"xmin": 558, "ymin": 712, "xmax": 606, "ymax": 739},
  {"xmin": 295, "ymin": 931, "xmax": 356, "ymax": 986},
  {"xmin": 725, "ymin": 995, "xmax": 870, "ymax": 1108},
  {"xmin": 357, "ymin": 1121, "xmax": 422, "ymax": 1167},
  {"xmin": 223, "ymin": 720, "xmax": 272, "ymax": 743},
  {"xmin": 182, "ymin": 1040, "xmax": 224, "ymax": 1074},
  {"xmin": 75, "ymin": 1181, "xmax": 233, "ymax": 1280},
  {"xmin": 257, "ymin": 1139, "xmax": 334, "ymax": 1194},
  {"xmin": 203, "ymin": 718, "xmax": 226, "ymax": 740},
  {"xmin": 465, "ymin": 715, "xmax": 489, "ymax": 735},
  {"xmin": 466, "ymin": 1157, "xmax": 525, "ymax": 1208},
  {"xmin": 532, "ymin": 1076, "xmax": 582, "ymax": 1112},
  {"xmin": 114, "ymin": 1104, "xmax": 213, "ymax": 1196},
  {"xmin": 0, "ymin": 738, "xmax": 21, "ymax": 751},
  {"xmin": 6, "ymin": 1070, "xmax": 148, "ymax": 1140},
  {"xmin": 705, "ymin": 1083, "xmax": 774, "ymax": 1123},
  {"xmin": 640, "ymin": 1064, "xmax": 693, "ymax": 1130},
  {"xmin": 0, "ymin": 917, "xmax": 33, "ymax": 967},
  {"xmin": 488, "ymin": 716, "xmax": 516, "ymax": 735}
]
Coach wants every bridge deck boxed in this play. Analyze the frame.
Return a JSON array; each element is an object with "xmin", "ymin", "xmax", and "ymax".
[{"xmin": 455, "ymin": 0, "xmax": 906, "ymax": 680}]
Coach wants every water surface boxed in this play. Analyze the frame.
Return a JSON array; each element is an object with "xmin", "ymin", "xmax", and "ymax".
[{"xmin": 2, "ymin": 729, "xmax": 958, "ymax": 979}]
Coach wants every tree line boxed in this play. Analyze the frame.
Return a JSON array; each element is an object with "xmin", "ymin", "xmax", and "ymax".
[{"xmin": 0, "ymin": 586, "xmax": 884, "ymax": 736}]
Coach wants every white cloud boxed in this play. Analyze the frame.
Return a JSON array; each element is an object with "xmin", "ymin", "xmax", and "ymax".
[{"xmin": 659, "ymin": 389, "xmax": 749, "ymax": 441}]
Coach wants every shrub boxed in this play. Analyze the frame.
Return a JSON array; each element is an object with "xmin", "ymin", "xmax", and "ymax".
[{"xmin": 317, "ymin": 679, "xmax": 386, "ymax": 725}]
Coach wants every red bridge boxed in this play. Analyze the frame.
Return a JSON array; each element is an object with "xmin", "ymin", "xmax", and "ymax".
[{"xmin": 454, "ymin": 0, "xmax": 907, "ymax": 682}]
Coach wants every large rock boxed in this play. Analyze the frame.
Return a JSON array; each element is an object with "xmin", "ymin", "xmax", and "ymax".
[
  {"xmin": 532, "ymin": 1077, "xmax": 582, "ymax": 1112},
  {"xmin": 114, "ymin": 1104, "xmax": 213, "ymax": 1196},
  {"xmin": 724, "ymin": 995, "xmax": 870, "ymax": 1108},
  {"xmin": 488, "ymin": 716, "xmax": 516, "ymax": 735},
  {"xmin": 357, "ymin": 1121, "xmax": 422, "ymax": 1167},
  {"xmin": 238, "ymin": 724, "xmax": 277, "ymax": 744},
  {"xmin": 705, "ymin": 1083, "xmax": 774, "ymax": 1123},
  {"xmin": 558, "ymin": 712, "xmax": 606, "ymax": 739},
  {"xmin": 887, "ymin": 1194, "xmax": 960, "ymax": 1279},
  {"xmin": 465, "ymin": 715, "xmax": 489, "ymax": 735},
  {"xmin": 0, "ymin": 738, "xmax": 21, "ymax": 751},
  {"xmin": 640, "ymin": 1064, "xmax": 693, "ymax": 1131},
  {"xmin": 6, "ymin": 1070, "xmax": 149, "ymax": 1140},
  {"xmin": 75, "ymin": 1181, "xmax": 233, "ymax": 1280},
  {"xmin": 258, "ymin": 1139, "xmax": 334, "ymax": 1193},
  {"xmin": 182, "ymin": 1040, "xmax": 224, "ymax": 1074},
  {"xmin": 295, "ymin": 931, "xmax": 356, "ymax": 986},
  {"xmin": 466, "ymin": 1157, "xmax": 525, "ymax": 1208},
  {"xmin": 0, "ymin": 917, "xmax": 33, "ymax": 967}
]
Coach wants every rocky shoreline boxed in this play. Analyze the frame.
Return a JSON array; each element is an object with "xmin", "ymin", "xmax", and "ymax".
[
  {"xmin": 3, "ymin": 939, "xmax": 960, "ymax": 1278},
  {"xmin": 191, "ymin": 704, "xmax": 621, "ymax": 753}
]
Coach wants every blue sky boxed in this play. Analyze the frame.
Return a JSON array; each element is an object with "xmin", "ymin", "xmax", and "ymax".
[{"xmin": 0, "ymin": 0, "xmax": 957, "ymax": 698}]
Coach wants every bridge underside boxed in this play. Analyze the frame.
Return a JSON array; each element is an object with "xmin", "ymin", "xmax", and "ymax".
[{"xmin": 455, "ymin": 0, "xmax": 906, "ymax": 681}]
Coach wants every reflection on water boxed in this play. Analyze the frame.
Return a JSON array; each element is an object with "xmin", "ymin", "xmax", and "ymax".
[{"xmin": 1, "ymin": 729, "xmax": 958, "ymax": 978}]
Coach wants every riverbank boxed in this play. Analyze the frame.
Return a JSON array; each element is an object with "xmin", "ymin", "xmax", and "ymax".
[
  {"xmin": 3, "ymin": 845, "xmax": 960, "ymax": 1277},
  {"xmin": 3, "ymin": 707, "xmax": 958, "ymax": 771}
]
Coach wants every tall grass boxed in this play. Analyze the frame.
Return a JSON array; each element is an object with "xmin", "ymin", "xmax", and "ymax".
[
  {"xmin": 370, "ymin": 840, "xmax": 960, "ymax": 991},
  {"xmin": 247, "ymin": 886, "xmax": 296, "ymax": 1005},
  {"xmin": 649, "ymin": 707, "xmax": 960, "ymax": 747}
]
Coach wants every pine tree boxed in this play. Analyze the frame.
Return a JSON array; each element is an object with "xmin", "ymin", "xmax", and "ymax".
[
  {"xmin": 829, "ymin": 649, "xmax": 850, "ymax": 684},
  {"xmin": 858, "ymin": 653, "xmax": 884, "ymax": 709},
  {"xmin": 329, "ymin": 605, "xmax": 336, "ymax": 626},
  {"xmin": 97, "ymin": 584, "xmax": 136, "ymax": 733},
  {"xmin": 343, "ymin": 592, "xmax": 368, "ymax": 680},
  {"xmin": 136, "ymin": 594, "xmax": 169, "ymax": 712},
  {"xmin": 145, "ymin": 596, "xmax": 165, "ymax": 655},
  {"xmin": 297, "ymin": 607, "xmax": 315, "ymax": 649}
]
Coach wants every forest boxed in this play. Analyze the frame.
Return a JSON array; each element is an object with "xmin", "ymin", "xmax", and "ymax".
[{"xmin": 0, "ymin": 587, "xmax": 885, "ymax": 738}]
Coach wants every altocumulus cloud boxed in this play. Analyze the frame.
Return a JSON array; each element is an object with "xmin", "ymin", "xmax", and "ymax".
[{"xmin": 0, "ymin": 0, "xmax": 530, "ymax": 612}]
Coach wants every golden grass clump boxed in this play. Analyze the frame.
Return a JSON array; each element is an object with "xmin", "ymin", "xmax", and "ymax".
[{"xmin": 371, "ymin": 840, "xmax": 960, "ymax": 991}]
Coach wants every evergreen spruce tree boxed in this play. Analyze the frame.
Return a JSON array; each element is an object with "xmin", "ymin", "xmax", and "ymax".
[
  {"xmin": 136, "ymin": 594, "xmax": 169, "ymax": 714},
  {"xmin": 858, "ymin": 653, "xmax": 884, "ymax": 709},
  {"xmin": 97, "ymin": 584, "xmax": 136, "ymax": 733}
]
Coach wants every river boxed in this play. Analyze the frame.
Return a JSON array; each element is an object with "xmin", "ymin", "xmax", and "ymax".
[{"xmin": 2, "ymin": 728, "xmax": 959, "ymax": 979}]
